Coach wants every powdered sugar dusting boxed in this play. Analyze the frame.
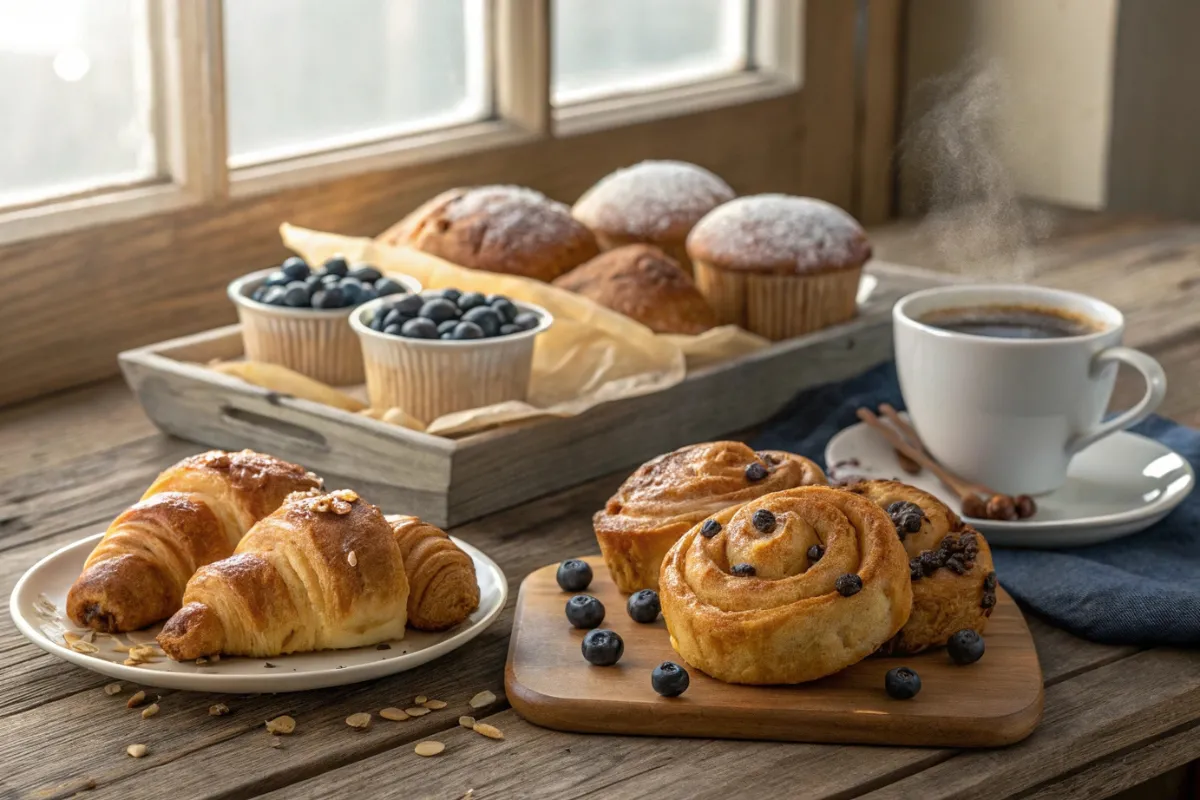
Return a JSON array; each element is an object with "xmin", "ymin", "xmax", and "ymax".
[
  {"xmin": 688, "ymin": 194, "xmax": 870, "ymax": 272},
  {"xmin": 443, "ymin": 185, "xmax": 584, "ymax": 252},
  {"xmin": 572, "ymin": 160, "xmax": 735, "ymax": 239}
]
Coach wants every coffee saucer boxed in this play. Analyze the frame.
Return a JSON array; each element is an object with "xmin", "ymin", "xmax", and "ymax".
[{"xmin": 825, "ymin": 418, "xmax": 1194, "ymax": 548}]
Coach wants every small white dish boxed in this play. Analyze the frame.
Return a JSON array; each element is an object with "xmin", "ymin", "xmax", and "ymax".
[
  {"xmin": 825, "ymin": 415, "xmax": 1194, "ymax": 548},
  {"xmin": 10, "ymin": 532, "xmax": 507, "ymax": 693}
]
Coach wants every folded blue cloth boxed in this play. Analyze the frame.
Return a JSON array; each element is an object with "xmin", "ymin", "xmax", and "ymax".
[{"xmin": 750, "ymin": 362, "xmax": 1200, "ymax": 647}]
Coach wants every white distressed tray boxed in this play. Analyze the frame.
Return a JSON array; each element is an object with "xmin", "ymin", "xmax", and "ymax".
[{"xmin": 119, "ymin": 263, "xmax": 943, "ymax": 527}]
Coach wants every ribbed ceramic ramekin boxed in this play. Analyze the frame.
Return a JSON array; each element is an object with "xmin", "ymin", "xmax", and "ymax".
[
  {"xmin": 228, "ymin": 268, "xmax": 422, "ymax": 386},
  {"xmin": 350, "ymin": 297, "xmax": 553, "ymax": 424}
]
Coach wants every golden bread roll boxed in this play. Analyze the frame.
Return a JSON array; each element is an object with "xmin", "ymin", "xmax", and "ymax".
[
  {"xmin": 594, "ymin": 442, "xmax": 826, "ymax": 593},
  {"xmin": 389, "ymin": 515, "xmax": 480, "ymax": 631},
  {"xmin": 659, "ymin": 486, "xmax": 912, "ymax": 684}
]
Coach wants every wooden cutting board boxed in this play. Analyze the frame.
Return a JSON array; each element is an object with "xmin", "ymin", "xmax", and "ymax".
[{"xmin": 505, "ymin": 556, "xmax": 1043, "ymax": 747}]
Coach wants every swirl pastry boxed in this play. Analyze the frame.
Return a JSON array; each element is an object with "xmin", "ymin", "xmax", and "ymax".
[
  {"xmin": 389, "ymin": 515, "xmax": 481, "ymax": 631},
  {"xmin": 847, "ymin": 480, "xmax": 997, "ymax": 655},
  {"xmin": 594, "ymin": 442, "xmax": 827, "ymax": 593},
  {"xmin": 659, "ymin": 486, "xmax": 912, "ymax": 684}
]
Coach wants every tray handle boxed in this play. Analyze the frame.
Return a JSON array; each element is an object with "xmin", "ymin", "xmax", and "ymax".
[{"xmin": 218, "ymin": 405, "xmax": 331, "ymax": 453}]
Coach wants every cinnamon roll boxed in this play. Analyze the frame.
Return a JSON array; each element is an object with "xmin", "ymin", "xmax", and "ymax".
[
  {"xmin": 847, "ymin": 480, "xmax": 996, "ymax": 655},
  {"xmin": 659, "ymin": 486, "xmax": 912, "ymax": 684},
  {"xmin": 594, "ymin": 442, "xmax": 826, "ymax": 594}
]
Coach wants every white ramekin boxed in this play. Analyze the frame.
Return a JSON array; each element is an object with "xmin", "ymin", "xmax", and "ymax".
[
  {"xmin": 228, "ymin": 268, "xmax": 422, "ymax": 386},
  {"xmin": 350, "ymin": 296, "xmax": 554, "ymax": 424}
]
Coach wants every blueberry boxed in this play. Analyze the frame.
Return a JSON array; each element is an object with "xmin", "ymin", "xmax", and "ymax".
[
  {"xmin": 419, "ymin": 299, "xmax": 460, "ymax": 324},
  {"xmin": 565, "ymin": 595, "xmax": 605, "ymax": 629},
  {"xmin": 251, "ymin": 286, "xmax": 268, "ymax": 302},
  {"xmin": 626, "ymin": 589, "xmax": 660, "ymax": 623},
  {"xmin": 730, "ymin": 563, "xmax": 756, "ymax": 577},
  {"xmin": 321, "ymin": 273, "xmax": 342, "ymax": 286},
  {"xmin": 452, "ymin": 321, "xmax": 485, "ymax": 340},
  {"xmin": 651, "ymin": 661, "xmax": 690, "ymax": 697},
  {"xmin": 486, "ymin": 293, "xmax": 509, "ymax": 305},
  {"xmin": 745, "ymin": 462, "xmax": 768, "ymax": 482},
  {"xmin": 262, "ymin": 286, "xmax": 288, "ymax": 305},
  {"xmin": 462, "ymin": 306, "xmax": 502, "ymax": 337},
  {"xmin": 835, "ymin": 573, "xmax": 863, "ymax": 597},
  {"xmin": 338, "ymin": 278, "xmax": 363, "ymax": 305},
  {"xmin": 752, "ymin": 509, "xmax": 776, "ymax": 533},
  {"xmin": 283, "ymin": 282, "xmax": 310, "ymax": 307},
  {"xmin": 581, "ymin": 629, "xmax": 623, "ymax": 666},
  {"xmin": 383, "ymin": 324, "xmax": 404, "ymax": 336},
  {"xmin": 437, "ymin": 319, "xmax": 459, "ymax": 336},
  {"xmin": 349, "ymin": 264, "xmax": 382, "ymax": 283},
  {"xmin": 305, "ymin": 274, "xmax": 324, "ymax": 290},
  {"xmin": 457, "ymin": 291, "xmax": 487, "ymax": 311},
  {"xmin": 491, "ymin": 298, "xmax": 518, "ymax": 323},
  {"xmin": 358, "ymin": 284, "xmax": 378, "ymax": 304},
  {"xmin": 440, "ymin": 288, "xmax": 462, "ymax": 303},
  {"xmin": 556, "ymin": 559, "xmax": 593, "ymax": 592},
  {"xmin": 513, "ymin": 312, "xmax": 540, "ymax": 331},
  {"xmin": 947, "ymin": 629, "xmax": 985, "ymax": 665},
  {"xmin": 885, "ymin": 666, "xmax": 921, "ymax": 699},
  {"xmin": 281, "ymin": 256, "xmax": 310, "ymax": 280},
  {"xmin": 400, "ymin": 317, "xmax": 439, "ymax": 339},
  {"xmin": 322, "ymin": 255, "xmax": 349, "ymax": 277},
  {"xmin": 311, "ymin": 287, "xmax": 344, "ymax": 309},
  {"xmin": 374, "ymin": 277, "xmax": 408, "ymax": 297},
  {"xmin": 499, "ymin": 324, "xmax": 519, "ymax": 336},
  {"xmin": 383, "ymin": 308, "xmax": 409, "ymax": 328},
  {"xmin": 807, "ymin": 544, "xmax": 824, "ymax": 562},
  {"xmin": 441, "ymin": 332, "xmax": 455, "ymax": 339},
  {"xmin": 700, "ymin": 519, "xmax": 721, "ymax": 538},
  {"xmin": 263, "ymin": 271, "xmax": 290, "ymax": 287},
  {"xmin": 391, "ymin": 293, "xmax": 424, "ymax": 316},
  {"xmin": 370, "ymin": 312, "xmax": 387, "ymax": 331}
]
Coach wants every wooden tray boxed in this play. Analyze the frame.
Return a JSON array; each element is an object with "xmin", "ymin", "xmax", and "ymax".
[
  {"xmin": 119, "ymin": 264, "xmax": 944, "ymax": 527},
  {"xmin": 505, "ymin": 556, "xmax": 1044, "ymax": 748}
]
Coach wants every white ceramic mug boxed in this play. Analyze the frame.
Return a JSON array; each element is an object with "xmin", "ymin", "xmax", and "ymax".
[{"xmin": 893, "ymin": 284, "xmax": 1167, "ymax": 496}]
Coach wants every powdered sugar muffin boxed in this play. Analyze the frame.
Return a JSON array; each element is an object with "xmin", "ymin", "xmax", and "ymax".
[
  {"xmin": 379, "ymin": 185, "xmax": 599, "ymax": 282},
  {"xmin": 571, "ymin": 160, "xmax": 735, "ymax": 275},
  {"xmin": 686, "ymin": 194, "xmax": 870, "ymax": 339}
]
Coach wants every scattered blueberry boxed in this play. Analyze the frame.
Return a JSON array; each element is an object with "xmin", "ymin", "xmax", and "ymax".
[
  {"xmin": 700, "ymin": 519, "xmax": 721, "ymax": 538},
  {"xmin": 581, "ymin": 629, "xmax": 624, "ymax": 666},
  {"xmin": 651, "ymin": 662, "xmax": 690, "ymax": 697},
  {"xmin": 626, "ymin": 589, "xmax": 661, "ymax": 623},
  {"xmin": 745, "ymin": 462, "xmax": 768, "ymax": 482},
  {"xmin": 400, "ymin": 317, "xmax": 439, "ymax": 339},
  {"xmin": 349, "ymin": 264, "xmax": 382, "ymax": 283},
  {"xmin": 885, "ymin": 666, "xmax": 922, "ymax": 699},
  {"xmin": 835, "ymin": 573, "xmax": 863, "ymax": 596},
  {"xmin": 322, "ymin": 255, "xmax": 349, "ymax": 277},
  {"xmin": 556, "ymin": 559, "xmax": 593, "ymax": 592},
  {"xmin": 457, "ymin": 291, "xmax": 487, "ymax": 311},
  {"xmin": 730, "ymin": 563, "xmax": 757, "ymax": 577},
  {"xmin": 420, "ymin": 299, "xmax": 460, "ymax": 324},
  {"xmin": 281, "ymin": 256, "xmax": 310, "ymax": 280},
  {"xmin": 752, "ymin": 509, "xmax": 776, "ymax": 533},
  {"xmin": 452, "ymin": 321, "xmax": 485, "ymax": 340},
  {"xmin": 565, "ymin": 595, "xmax": 605, "ymax": 629},
  {"xmin": 947, "ymin": 629, "xmax": 985, "ymax": 665},
  {"xmin": 374, "ymin": 277, "xmax": 408, "ymax": 297},
  {"xmin": 462, "ymin": 306, "xmax": 502, "ymax": 337}
]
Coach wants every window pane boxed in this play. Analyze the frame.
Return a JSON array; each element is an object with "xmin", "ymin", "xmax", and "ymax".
[
  {"xmin": 0, "ymin": 0, "xmax": 156, "ymax": 207},
  {"xmin": 553, "ymin": 0, "xmax": 750, "ymax": 105},
  {"xmin": 225, "ymin": 0, "xmax": 488, "ymax": 166}
]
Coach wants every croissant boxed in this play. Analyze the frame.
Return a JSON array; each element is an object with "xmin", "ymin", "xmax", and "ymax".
[
  {"xmin": 847, "ymin": 480, "xmax": 997, "ymax": 655},
  {"xmin": 158, "ymin": 490, "xmax": 409, "ymax": 660},
  {"xmin": 389, "ymin": 516, "xmax": 480, "ymax": 631},
  {"xmin": 67, "ymin": 450, "xmax": 322, "ymax": 633},
  {"xmin": 659, "ymin": 486, "xmax": 912, "ymax": 684},
  {"xmin": 595, "ymin": 442, "xmax": 827, "ymax": 593}
]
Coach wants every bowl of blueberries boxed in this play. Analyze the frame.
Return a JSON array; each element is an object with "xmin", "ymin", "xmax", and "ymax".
[
  {"xmin": 228, "ymin": 255, "xmax": 422, "ymax": 386},
  {"xmin": 350, "ymin": 287, "xmax": 553, "ymax": 424}
]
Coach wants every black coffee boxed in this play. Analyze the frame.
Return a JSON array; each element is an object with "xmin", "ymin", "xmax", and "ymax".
[{"xmin": 920, "ymin": 304, "xmax": 1101, "ymax": 340}]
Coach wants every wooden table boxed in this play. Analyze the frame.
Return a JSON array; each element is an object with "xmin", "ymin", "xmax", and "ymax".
[{"xmin": 2, "ymin": 211, "xmax": 1199, "ymax": 799}]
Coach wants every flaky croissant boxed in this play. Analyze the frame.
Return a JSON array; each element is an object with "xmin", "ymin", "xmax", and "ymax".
[
  {"xmin": 660, "ymin": 486, "xmax": 912, "ymax": 684},
  {"xmin": 67, "ymin": 450, "xmax": 322, "ymax": 633},
  {"xmin": 847, "ymin": 480, "xmax": 997, "ymax": 655},
  {"xmin": 595, "ymin": 442, "xmax": 827, "ymax": 593},
  {"xmin": 389, "ymin": 515, "xmax": 480, "ymax": 631},
  {"xmin": 158, "ymin": 490, "xmax": 409, "ymax": 660}
]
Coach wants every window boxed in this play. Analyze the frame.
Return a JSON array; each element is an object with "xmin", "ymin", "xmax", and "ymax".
[{"xmin": 552, "ymin": 0, "xmax": 751, "ymax": 106}]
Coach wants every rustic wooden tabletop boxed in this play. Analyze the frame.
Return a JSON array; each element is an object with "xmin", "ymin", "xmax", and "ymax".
[{"xmin": 1, "ymin": 211, "xmax": 1198, "ymax": 799}]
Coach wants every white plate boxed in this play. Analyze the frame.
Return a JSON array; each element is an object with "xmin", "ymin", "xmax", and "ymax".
[
  {"xmin": 825, "ymin": 418, "xmax": 1194, "ymax": 548},
  {"xmin": 9, "ymin": 532, "xmax": 507, "ymax": 693}
]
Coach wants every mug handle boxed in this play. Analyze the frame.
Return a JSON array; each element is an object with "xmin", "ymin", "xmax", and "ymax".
[{"xmin": 1068, "ymin": 347, "xmax": 1167, "ymax": 454}]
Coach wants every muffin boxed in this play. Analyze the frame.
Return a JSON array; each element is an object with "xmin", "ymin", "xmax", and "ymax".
[
  {"xmin": 571, "ymin": 160, "xmax": 735, "ymax": 275},
  {"xmin": 552, "ymin": 244, "xmax": 716, "ymax": 335},
  {"xmin": 686, "ymin": 195, "xmax": 871, "ymax": 340},
  {"xmin": 377, "ymin": 185, "xmax": 599, "ymax": 282}
]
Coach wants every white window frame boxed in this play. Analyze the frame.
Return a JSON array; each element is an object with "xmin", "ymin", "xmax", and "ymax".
[{"xmin": 0, "ymin": 0, "xmax": 804, "ymax": 247}]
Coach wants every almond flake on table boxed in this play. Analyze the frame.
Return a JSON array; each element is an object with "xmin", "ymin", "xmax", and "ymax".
[
  {"xmin": 346, "ymin": 713, "xmax": 371, "ymax": 730},
  {"xmin": 141, "ymin": 703, "xmax": 160, "ymax": 719},
  {"xmin": 468, "ymin": 690, "xmax": 496, "ymax": 709},
  {"xmin": 414, "ymin": 741, "xmax": 445, "ymax": 757},
  {"xmin": 103, "ymin": 683, "xmax": 122, "ymax": 696},
  {"xmin": 415, "ymin": 695, "xmax": 427, "ymax": 704},
  {"xmin": 423, "ymin": 699, "xmax": 448, "ymax": 710},
  {"xmin": 459, "ymin": 716, "xmax": 476, "ymax": 729},
  {"xmin": 473, "ymin": 722, "xmax": 504, "ymax": 740},
  {"xmin": 209, "ymin": 704, "xmax": 230, "ymax": 716},
  {"xmin": 404, "ymin": 706, "xmax": 431, "ymax": 717},
  {"xmin": 380, "ymin": 707, "xmax": 409, "ymax": 721},
  {"xmin": 126, "ymin": 691, "xmax": 147, "ymax": 709},
  {"xmin": 266, "ymin": 716, "xmax": 296, "ymax": 735},
  {"xmin": 126, "ymin": 744, "xmax": 147, "ymax": 758}
]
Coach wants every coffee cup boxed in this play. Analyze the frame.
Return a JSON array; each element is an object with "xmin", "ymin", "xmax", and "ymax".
[{"xmin": 893, "ymin": 284, "xmax": 1166, "ymax": 496}]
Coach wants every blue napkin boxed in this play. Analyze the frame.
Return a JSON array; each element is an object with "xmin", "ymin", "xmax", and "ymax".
[{"xmin": 750, "ymin": 362, "xmax": 1200, "ymax": 647}]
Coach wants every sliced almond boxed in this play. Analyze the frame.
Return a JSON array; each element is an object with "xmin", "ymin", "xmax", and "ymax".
[
  {"xmin": 423, "ymin": 699, "xmax": 447, "ymax": 710},
  {"xmin": 379, "ymin": 707, "xmax": 409, "ymax": 721},
  {"xmin": 414, "ymin": 695, "xmax": 427, "ymax": 704},
  {"xmin": 347, "ymin": 550, "xmax": 358, "ymax": 567},
  {"xmin": 414, "ymin": 741, "xmax": 444, "ymax": 757},
  {"xmin": 209, "ymin": 704, "xmax": 230, "ymax": 717},
  {"xmin": 141, "ymin": 703, "xmax": 160, "ymax": 719},
  {"xmin": 103, "ymin": 683, "xmax": 122, "ymax": 696},
  {"xmin": 71, "ymin": 641, "xmax": 100, "ymax": 655},
  {"xmin": 126, "ymin": 744, "xmax": 147, "ymax": 759},
  {"xmin": 459, "ymin": 715, "xmax": 476, "ymax": 729},
  {"xmin": 195, "ymin": 657, "xmax": 208, "ymax": 666},
  {"xmin": 473, "ymin": 722, "xmax": 504, "ymax": 740},
  {"xmin": 269, "ymin": 737, "xmax": 282, "ymax": 749},
  {"xmin": 126, "ymin": 690, "xmax": 147, "ymax": 709},
  {"xmin": 404, "ymin": 707, "xmax": 430, "ymax": 717},
  {"xmin": 468, "ymin": 690, "xmax": 496, "ymax": 709},
  {"xmin": 265, "ymin": 715, "xmax": 296, "ymax": 735},
  {"xmin": 345, "ymin": 712, "xmax": 371, "ymax": 730}
]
